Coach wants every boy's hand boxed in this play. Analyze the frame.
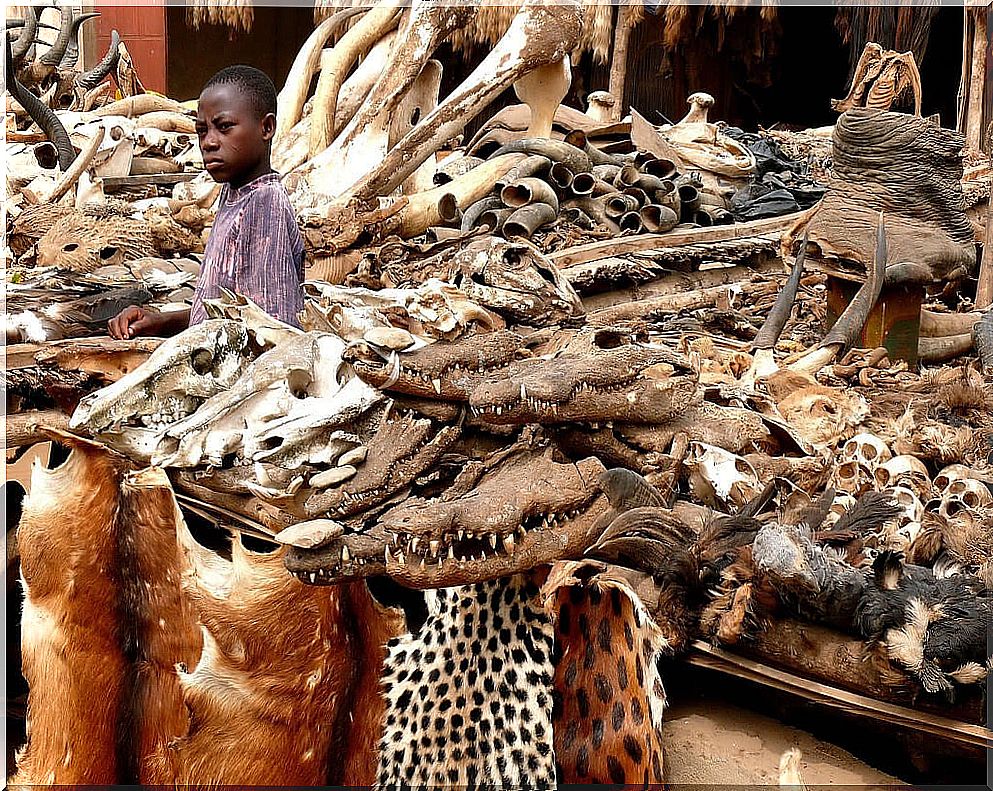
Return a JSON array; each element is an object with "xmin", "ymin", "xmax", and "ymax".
[{"xmin": 108, "ymin": 306, "xmax": 160, "ymax": 339}]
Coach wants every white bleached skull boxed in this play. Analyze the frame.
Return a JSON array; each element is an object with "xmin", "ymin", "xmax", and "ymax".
[
  {"xmin": 874, "ymin": 454, "xmax": 931, "ymax": 501},
  {"xmin": 685, "ymin": 441, "xmax": 761, "ymax": 510},
  {"xmin": 70, "ymin": 320, "xmax": 252, "ymax": 459},
  {"xmin": 831, "ymin": 460, "xmax": 874, "ymax": 497},
  {"xmin": 938, "ymin": 478, "xmax": 993, "ymax": 521},
  {"xmin": 839, "ymin": 432, "xmax": 892, "ymax": 470},
  {"xmin": 153, "ymin": 332, "xmax": 384, "ymax": 478}
]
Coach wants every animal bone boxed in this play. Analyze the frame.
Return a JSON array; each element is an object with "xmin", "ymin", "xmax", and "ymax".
[
  {"xmin": 938, "ymin": 478, "xmax": 993, "ymax": 520},
  {"xmin": 831, "ymin": 460, "xmax": 874, "ymax": 497},
  {"xmin": 873, "ymin": 454, "xmax": 931, "ymax": 501},
  {"xmin": 295, "ymin": 0, "xmax": 583, "ymax": 216},
  {"xmin": 685, "ymin": 442, "xmax": 762, "ymax": 511},
  {"xmin": 839, "ymin": 432, "xmax": 892, "ymax": 471},
  {"xmin": 70, "ymin": 320, "xmax": 254, "ymax": 454},
  {"xmin": 933, "ymin": 463, "xmax": 979, "ymax": 496}
]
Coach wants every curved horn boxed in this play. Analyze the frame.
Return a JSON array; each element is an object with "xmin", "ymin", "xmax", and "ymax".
[
  {"xmin": 75, "ymin": 29, "xmax": 120, "ymax": 91},
  {"xmin": 752, "ymin": 231, "xmax": 808, "ymax": 350},
  {"xmin": 563, "ymin": 128, "xmax": 627, "ymax": 167},
  {"xmin": 790, "ymin": 214, "xmax": 888, "ymax": 375},
  {"xmin": 490, "ymin": 138, "xmax": 590, "ymax": 174},
  {"xmin": 59, "ymin": 11, "xmax": 100, "ymax": 68},
  {"xmin": 39, "ymin": 6, "xmax": 73, "ymax": 67},
  {"xmin": 503, "ymin": 201, "xmax": 557, "ymax": 239},
  {"xmin": 459, "ymin": 196, "xmax": 503, "ymax": 233},
  {"xmin": 11, "ymin": 5, "xmax": 38, "ymax": 65},
  {"xmin": 274, "ymin": 5, "xmax": 372, "ymax": 146},
  {"xmin": 6, "ymin": 36, "xmax": 75, "ymax": 170}
]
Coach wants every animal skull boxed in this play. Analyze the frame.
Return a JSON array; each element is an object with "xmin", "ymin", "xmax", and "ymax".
[
  {"xmin": 831, "ymin": 460, "xmax": 874, "ymax": 497},
  {"xmin": 938, "ymin": 479, "xmax": 993, "ymax": 520},
  {"xmin": 933, "ymin": 464, "xmax": 976, "ymax": 496},
  {"xmin": 839, "ymin": 432, "xmax": 892, "ymax": 470},
  {"xmin": 874, "ymin": 454, "xmax": 931, "ymax": 501},
  {"xmin": 685, "ymin": 441, "xmax": 761, "ymax": 510},
  {"xmin": 880, "ymin": 485, "xmax": 923, "ymax": 550},
  {"xmin": 70, "ymin": 320, "xmax": 253, "ymax": 450}
]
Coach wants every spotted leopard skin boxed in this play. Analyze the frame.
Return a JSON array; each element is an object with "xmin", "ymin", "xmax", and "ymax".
[
  {"xmin": 376, "ymin": 574, "xmax": 556, "ymax": 789},
  {"xmin": 550, "ymin": 579, "xmax": 669, "ymax": 787}
]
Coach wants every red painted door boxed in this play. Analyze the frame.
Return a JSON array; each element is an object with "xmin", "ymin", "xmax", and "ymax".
[{"xmin": 92, "ymin": 1, "xmax": 168, "ymax": 95}]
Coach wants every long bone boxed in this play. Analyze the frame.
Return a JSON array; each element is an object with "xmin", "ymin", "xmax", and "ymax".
[
  {"xmin": 303, "ymin": 0, "xmax": 475, "ymax": 189},
  {"xmin": 297, "ymin": 0, "xmax": 583, "ymax": 214}
]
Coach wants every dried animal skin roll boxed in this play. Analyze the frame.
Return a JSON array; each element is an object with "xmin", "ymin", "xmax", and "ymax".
[
  {"xmin": 570, "ymin": 172, "xmax": 613, "ymax": 197},
  {"xmin": 972, "ymin": 307, "xmax": 993, "ymax": 374},
  {"xmin": 477, "ymin": 206, "xmax": 515, "ymax": 233},
  {"xmin": 605, "ymin": 192, "xmax": 639, "ymax": 219},
  {"xmin": 548, "ymin": 161, "xmax": 574, "ymax": 189},
  {"xmin": 494, "ymin": 154, "xmax": 551, "ymax": 190},
  {"xmin": 619, "ymin": 210, "xmax": 644, "ymax": 233},
  {"xmin": 503, "ymin": 201, "xmax": 556, "ymax": 239}
]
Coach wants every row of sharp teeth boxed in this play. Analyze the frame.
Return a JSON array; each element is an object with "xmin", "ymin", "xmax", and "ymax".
[{"xmin": 292, "ymin": 509, "xmax": 585, "ymax": 583}]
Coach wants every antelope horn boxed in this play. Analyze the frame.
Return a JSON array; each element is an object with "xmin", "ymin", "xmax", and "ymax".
[
  {"xmin": 752, "ymin": 231, "xmax": 808, "ymax": 351},
  {"xmin": 503, "ymin": 201, "xmax": 557, "ymax": 239},
  {"xmin": 500, "ymin": 177, "xmax": 559, "ymax": 212},
  {"xmin": 305, "ymin": 0, "xmax": 584, "ymax": 209},
  {"xmin": 6, "ymin": 36, "xmax": 76, "ymax": 170},
  {"xmin": 58, "ymin": 11, "xmax": 99, "ymax": 68},
  {"xmin": 38, "ymin": 6, "xmax": 73, "ymax": 67},
  {"xmin": 10, "ymin": 5, "xmax": 38, "ymax": 65},
  {"xmin": 789, "ymin": 213, "xmax": 887, "ymax": 375},
  {"xmin": 75, "ymin": 29, "xmax": 120, "ymax": 91},
  {"xmin": 274, "ymin": 5, "xmax": 371, "ymax": 146},
  {"xmin": 46, "ymin": 125, "xmax": 105, "ymax": 204},
  {"xmin": 460, "ymin": 196, "xmax": 503, "ymax": 233},
  {"xmin": 563, "ymin": 129, "xmax": 627, "ymax": 167}
]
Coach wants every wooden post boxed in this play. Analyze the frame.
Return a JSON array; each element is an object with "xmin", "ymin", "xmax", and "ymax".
[
  {"xmin": 976, "ymin": 124, "xmax": 993, "ymax": 309},
  {"xmin": 826, "ymin": 275, "xmax": 923, "ymax": 369},
  {"xmin": 965, "ymin": 7, "xmax": 988, "ymax": 152},
  {"xmin": 607, "ymin": 2, "xmax": 636, "ymax": 122}
]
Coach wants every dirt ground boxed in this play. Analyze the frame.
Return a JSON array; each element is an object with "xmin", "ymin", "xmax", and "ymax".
[{"xmin": 663, "ymin": 696, "xmax": 907, "ymax": 788}]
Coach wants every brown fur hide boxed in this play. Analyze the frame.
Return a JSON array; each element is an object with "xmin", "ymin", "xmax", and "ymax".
[{"xmin": 12, "ymin": 437, "xmax": 129, "ymax": 784}]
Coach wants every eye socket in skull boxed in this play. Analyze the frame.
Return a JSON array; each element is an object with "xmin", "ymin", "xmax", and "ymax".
[
  {"xmin": 840, "ymin": 432, "xmax": 892, "ymax": 470},
  {"xmin": 191, "ymin": 347, "xmax": 215, "ymax": 376},
  {"xmin": 933, "ymin": 463, "xmax": 972, "ymax": 495},
  {"xmin": 287, "ymin": 368, "xmax": 314, "ymax": 399}
]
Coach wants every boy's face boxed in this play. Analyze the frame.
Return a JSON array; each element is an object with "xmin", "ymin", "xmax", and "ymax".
[{"xmin": 196, "ymin": 83, "xmax": 275, "ymax": 187}]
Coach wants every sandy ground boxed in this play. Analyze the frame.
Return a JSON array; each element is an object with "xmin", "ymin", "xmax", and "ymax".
[{"xmin": 663, "ymin": 697, "xmax": 907, "ymax": 788}]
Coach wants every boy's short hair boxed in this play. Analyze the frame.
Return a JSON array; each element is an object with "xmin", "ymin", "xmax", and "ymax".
[{"xmin": 203, "ymin": 65, "xmax": 277, "ymax": 119}]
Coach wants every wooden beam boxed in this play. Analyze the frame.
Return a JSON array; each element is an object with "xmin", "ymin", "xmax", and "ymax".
[
  {"xmin": 102, "ymin": 172, "xmax": 201, "ymax": 189},
  {"xmin": 965, "ymin": 7, "xmax": 988, "ymax": 152},
  {"xmin": 548, "ymin": 211, "xmax": 806, "ymax": 268},
  {"xmin": 6, "ymin": 410, "xmax": 70, "ymax": 449},
  {"xmin": 688, "ymin": 640, "xmax": 993, "ymax": 751},
  {"xmin": 976, "ymin": 128, "xmax": 993, "ymax": 309}
]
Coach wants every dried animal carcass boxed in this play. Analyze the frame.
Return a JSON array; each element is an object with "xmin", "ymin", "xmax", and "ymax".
[{"xmin": 36, "ymin": 211, "xmax": 156, "ymax": 272}]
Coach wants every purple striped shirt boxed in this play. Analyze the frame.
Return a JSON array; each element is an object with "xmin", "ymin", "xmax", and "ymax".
[{"xmin": 189, "ymin": 172, "xmax": 305, "ymax": 327}]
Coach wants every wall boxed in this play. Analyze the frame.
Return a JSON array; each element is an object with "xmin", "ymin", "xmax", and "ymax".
[
  {"xmin": 91, "ymin": 1, "xmax": 168, "ymax": 95},
  {"xmin": 165, "ymin": 6, "xmax": 315, "ymax": 102}
]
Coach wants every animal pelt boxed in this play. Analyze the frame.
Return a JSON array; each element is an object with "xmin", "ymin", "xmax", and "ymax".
[
  {"xmin": 12, "ymin": 436, "xmax": 129, "ymax": 784},
  {"xmin": 375, "ymin": 573, "xmax": 557, "ymax": 789},
  {"xmin": 152, "ymin": 532, "xmax": 356, "ymax": 786},
  {"xmin": 543, "ymin": 562, "xmax": 668, "ymax": 787}
]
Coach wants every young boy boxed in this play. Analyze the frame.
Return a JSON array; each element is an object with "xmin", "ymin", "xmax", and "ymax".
[{"xmin": 108, "ymin": 65, "xmax": 304, "ymax": 339}]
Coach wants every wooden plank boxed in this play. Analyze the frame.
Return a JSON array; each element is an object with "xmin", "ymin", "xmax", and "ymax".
[
  {"xmin": 102, "ymin": 172, "xmax": 201, "ymax": 188},
  {"xmin": 687, "ymin": 640, "xmax": 993, "ymax": 751},
  {"xmin": 548, "ymin": 211, "xmax": 806, "ymax": 268}
]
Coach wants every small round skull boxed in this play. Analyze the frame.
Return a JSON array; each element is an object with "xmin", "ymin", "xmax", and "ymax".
[
  {"xmin": 839, "ymin": 432, "xmax": 892, "ymax": 471},
  {"xmin": 938, "ymin": 478, "xmax": 993, "ymax": 521},
  {"xmin": 832, "ymin": 460, "xmax": 874, "ymax": 497},
  {"xmin": 874, "ymin": 454, "xmax": 931, "ymax": 501}
]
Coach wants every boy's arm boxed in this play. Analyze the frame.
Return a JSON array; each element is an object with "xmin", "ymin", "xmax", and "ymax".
[
  {"xmin": 109, "ymin": 306, "xmax": 190, "ymax": 339},
  {"xmin": 233, "ymin": 190, "xmax": 304, "ymax": 326}
]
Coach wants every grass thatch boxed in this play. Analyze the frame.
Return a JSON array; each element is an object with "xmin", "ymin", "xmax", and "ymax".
[{"xmin": 185, "ymin": 0, "xmax": 254, "ymax": 34}]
